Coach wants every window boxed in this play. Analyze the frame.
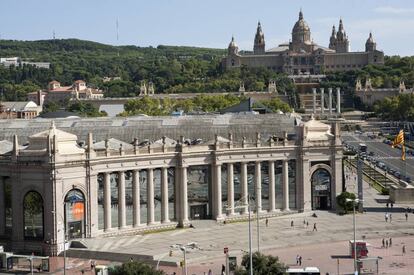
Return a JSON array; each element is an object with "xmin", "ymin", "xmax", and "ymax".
[
  {"xmin": 24, "ymin": 191, "xmax": 44, "ymax": 240},
  {"xmin": 65, "ymin": 189, "xmax": 85, "ymax": 239}
]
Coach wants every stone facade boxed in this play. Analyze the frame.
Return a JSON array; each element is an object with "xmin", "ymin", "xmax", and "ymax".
[
  {"xmin": 223, "ymin": 11, "xmax": 384, "ymax": 74},
  {"xmin": 27, "ymin": 80, "xmax": 104, "ymax": 106},
  {"xmin": 355, "ymin": 78, "xmax": 413, "ymax": 106},
  {"xmin": 0, "ymin": 116, "xmax": 343, "ymax": 256}
]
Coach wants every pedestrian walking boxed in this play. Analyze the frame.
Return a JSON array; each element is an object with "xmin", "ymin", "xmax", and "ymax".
[
  {"xmin": 405, "ymin": 212, "xmax": 408, "ymax": 221},
  {"xmin": 403, "ymin": 245, "xmax": 406, "ymax": 255},
  {"xmin": 385, "ymin": 212, "xmax": 388, "ymax": 222},
  {"xmin": 313, "ymin": 223, "xmax": 317, "ymax": 232},
  {"xmin": 306, "ymin": 221, "xmax": 309, "ymax": 228},
  {"xmin": 303, "ymin": 219, "xmax": 306, "ymax": 226},
  {"xmin": 296, "ymin": 255, "xmax": 299, "ymax": 265},
  {"xmin": 390, "ymin": 213, "xmax": 392, "ymax": 223},
  {"xmin": 391, "ymin": 203, "xmax": 394, "ymax": 209},
  {"xmin": 389, "ymin": 238, "xmax": 392, "ymax": 247},
  {"xmin": 265, "ymin": 218, "xmax": 269, "ymax": 227},
  {"xmin": 221, "ymin": 264, "xmax": 225, "ymax": 275},
  {"xmin": 299, "ymin": 256, "xmax": 302, "ymax": 266},
  {"xmin": 386, "ymin": 202, "xmax": 389, "ymax": 209},
  {"xmin": 382, "ymin": 238, "xmax": 385, "ymax": 248},
  {"xmin": 291, "ymin": 220, "xmax": 294, "ymax": 228},
  {"xmin": 208, "ymin": 269, "xmax": 212, "ymax": 275},
  {"xmin": 386, "ymin": 240, "xmax": 389, "ymax": 248}
]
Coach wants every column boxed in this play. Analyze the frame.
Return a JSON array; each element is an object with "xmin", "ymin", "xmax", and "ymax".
[
  {"xmin": 118, "ymin": 171, "xmax": 126, "ymax": 228},
  {"xmin": 312, "ymin": 88, "xmax": 316, "ymax": 114},
  {"xmin": 268, "ymin": 161, "xmax": 276, "ymax": 212},
  {"xmin": 103, "ymin": 172, "xmax": 111, "ymax": 231},
  {"xmin": 147, "ymin": 168, "xmax": 155, "ymax": 225},
  {"xmin": 328, "ymin": 88, "xmax": 333, "ymax": 114},
  {"xmin": 89, "ymin": 174, "xmax": 99, "ymax": 237},
  {"xmin": 175, "ymin": 167, "xmax": 181, "ymax": 222},
  {"xmin": 282, "ymin": 160, "xmax": 290, "ymax": 211},
  {"xmin": 0, "ymin": 177, "xmax": 5, "ymax": 236},
  {"xmin": 161, "ymin": 167, "xmax": 170, "ymax": 223},
  {"xmin": 320, "ymin": 88, "xmax": 325, "ymax": 114},
  {"xmin": 227, "ymin": 163, "xmax": 235, "ymax": 216},
  {"xmin": 241, "ymin": 162, "xmax": 248, "ymax": 214},
  {"xmin": 254, "ymin": 162, "xmax": 262, "ymax": 213},
  {"xmin": 181, "ymin": 166, "xmax": 189, "ymax": 224},
  {"xmin": 300, "ymin": 160, "xmax": 312, "ymax": 212},
  {"xmin": 213, "ymin": 164, "xmax": 223, "ymax": 219},
  {"xmin": 132, "ymin": 170, "xmax": 140, "ymax": 227},
  {"xmin": 336, "ymin": 87, "xmax": 341, "ymax": 114}
]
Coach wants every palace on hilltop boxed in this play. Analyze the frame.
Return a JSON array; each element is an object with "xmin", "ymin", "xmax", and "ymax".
[{"xmin": 222, "ymin": 10, "xmax": 384, "ymax": 74}]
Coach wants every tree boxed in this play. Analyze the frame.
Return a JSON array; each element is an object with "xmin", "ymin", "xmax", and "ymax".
[
  {"xmin": 336, "ymin": 191, "xmax": 356, "ymax": 214},
  {"xmin": 109, "ymin": 261, "xmax": 165, "ymax": 275},
  {"xmin": 235, "ymin": 252, "xmax": 288, "ymax": 275}
]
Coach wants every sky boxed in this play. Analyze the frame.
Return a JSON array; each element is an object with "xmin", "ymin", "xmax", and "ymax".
[{"xmin": 1, "ymin": 0, "xmax": 414, "ymax": 56}]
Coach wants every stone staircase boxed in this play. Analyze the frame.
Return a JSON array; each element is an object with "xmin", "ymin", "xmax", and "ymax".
[{"xmin": 299, "ymin": 93, "xmax": 321, "ymax": 113}]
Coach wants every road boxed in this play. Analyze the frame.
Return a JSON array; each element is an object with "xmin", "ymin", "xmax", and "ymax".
[{"xmin": 342, "ymin": 132, "xmax": 414, "ymax": 181}]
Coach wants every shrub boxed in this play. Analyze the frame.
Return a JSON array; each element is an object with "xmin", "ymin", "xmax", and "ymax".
[
  {"xmin": 381, "ymin": 187, "xmax": 390, "ymax": 195},
  {"xmin": 109, "ymin": 261, "xmax": 165, "ymax": 275},
  {"xmin": 336, "ymin": 192, "xmax": 357, "ymax": 214}
]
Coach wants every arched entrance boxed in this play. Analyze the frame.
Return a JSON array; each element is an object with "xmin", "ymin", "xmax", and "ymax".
[
  {"xmin": 311, "ymin": 168, "xmax": 332, "ymax": 210},
  {"xmin": 64, "ymin": 189, "xmax": 85, "ymax": 239}
]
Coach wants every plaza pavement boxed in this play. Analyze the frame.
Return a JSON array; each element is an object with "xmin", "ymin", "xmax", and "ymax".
[{"xmin": 66, "ymin": 167, "xmax": 414, "ymax": 275}]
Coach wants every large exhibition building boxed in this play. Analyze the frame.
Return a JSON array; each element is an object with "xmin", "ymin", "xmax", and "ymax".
[{"xmin": 0, "ymin": 114, "xmax": 343, "ymax": 256}]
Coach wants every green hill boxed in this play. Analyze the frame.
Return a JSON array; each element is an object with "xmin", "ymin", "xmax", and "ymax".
[{"xmin": 1, "ymin": 38, "xmax": 414, "ymax": 111}]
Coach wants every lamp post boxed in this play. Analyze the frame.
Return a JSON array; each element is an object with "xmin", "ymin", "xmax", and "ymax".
[
  {"xmin": 181, "ymin": 246, "xmax": 187, "ymax": 275},
  {"xmin": 52, "ymin": 210, "xmax": 66, "ymax": 275},
  {"xmin": 226, "ymin": 195, "xmax": 253, "ymax": 275},
  {"xmin": 170, "ymin": 242, "xmax": 199, "ymax": 275},
  {"xmin": 346, "ymin": 198, "xmax": 362, "ymax": 275}
]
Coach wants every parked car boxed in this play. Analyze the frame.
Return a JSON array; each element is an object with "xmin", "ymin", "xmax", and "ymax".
[{"xmin": 394, "ymin": 171, "xmax": 401, "ymax": 179}]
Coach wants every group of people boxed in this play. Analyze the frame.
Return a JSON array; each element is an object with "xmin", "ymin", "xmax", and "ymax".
[
  {"xmin": 381, "ymin": 238, "xmax": 392, "ymax": 248},
  {"xmin": 288, "ymin": 219, "xmax": 317, "ymax": 231},
  {"xmin": 384, "ymin": 212, "xmax": 392, "ymax": 222},
  {"xmin": 295, "ymin": 254, "xmax": 303, "ymax": 266}
]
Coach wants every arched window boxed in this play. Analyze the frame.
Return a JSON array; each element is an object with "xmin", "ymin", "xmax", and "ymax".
[
  {"xmin": 65, "ymin": 189, "xmax": 85, "ymax": 239},
  {"xmin": 23, "ymin": 191, "xmax": 44, "ymax": 240}
]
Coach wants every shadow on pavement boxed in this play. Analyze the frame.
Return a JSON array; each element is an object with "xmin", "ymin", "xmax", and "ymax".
[{"xmin": 364, "ymin": 207, "xmax": 407, "ymax": 213}]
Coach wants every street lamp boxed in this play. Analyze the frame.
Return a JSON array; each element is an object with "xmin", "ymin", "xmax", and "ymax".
[
  {"xmin": 346, "ymin": 198, "xmax": 362, "ymax": 275},
  {"xmin": 52, "ymin": 210, "xmax": 67, "ymax": 275},
  {"xmin": 170, "ymin": 242, "xmax": 199, "ymax": 275},
  {"xmin": 226, "ymin": 195, "xmax": 254, "ymax": 275}
]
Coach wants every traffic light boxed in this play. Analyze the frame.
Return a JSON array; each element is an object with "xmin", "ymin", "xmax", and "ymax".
[
  {"xmin": 169, "ymin": 250, "xmax": 173, "ymax": 257},
  {"xmin": 180, "ymin": 260, "xmax": 185, "ymax": 267}
]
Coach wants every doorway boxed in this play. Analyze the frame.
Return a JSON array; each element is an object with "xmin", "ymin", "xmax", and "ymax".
[{"xmin": 311, "ymin": 168, "xmax": 332, "ymax": 210}]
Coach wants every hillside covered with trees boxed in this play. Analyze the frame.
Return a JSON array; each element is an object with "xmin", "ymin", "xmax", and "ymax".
[{"xmin": 1, "ymin": 38, "xmax": 414, "ymax": 114}]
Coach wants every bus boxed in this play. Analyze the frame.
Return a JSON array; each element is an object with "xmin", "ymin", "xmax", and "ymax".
[
  {"xmin": 359, "ymin": 143, "xmax": 367, "ymax": 153},
  {"xmin": 287, "ymin": 267, "xmax": 321, "ymax": 275}
]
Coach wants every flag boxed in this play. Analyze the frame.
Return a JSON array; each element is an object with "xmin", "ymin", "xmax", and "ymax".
[{"xmin": 392, "ymin": 129, "xmax": 405, "ymax": 160}]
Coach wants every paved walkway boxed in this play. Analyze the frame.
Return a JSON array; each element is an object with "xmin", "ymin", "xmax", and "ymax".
[{"xmin": 70, "ymin": 167, "xmax": 414, "ymax": 275}]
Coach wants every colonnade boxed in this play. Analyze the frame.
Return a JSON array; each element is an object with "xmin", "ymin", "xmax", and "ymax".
[
  {"xmin": 100, "ymin": 159, "xmax": 292, "ymax": 231},
  {"xmin": 101, "ymin": 168, "xmax": 170, "ymax": 231},
  {"xmin": 312, "ymin": 88, "xmax": 341, "ymax": 114},
  {"xmin": 202, "ymin": 160, "xmax": 291, "ymax": 221}
]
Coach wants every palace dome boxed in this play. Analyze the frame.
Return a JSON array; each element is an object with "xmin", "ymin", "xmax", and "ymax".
[{"xmin": 292, "ymin": 10, "xmax": 311, "ymax": 44}]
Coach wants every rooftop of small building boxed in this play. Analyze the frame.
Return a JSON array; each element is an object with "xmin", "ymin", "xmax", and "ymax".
[{"xmin": 0, "ymin": 101, "xmax": 38, "ymax": 111}]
